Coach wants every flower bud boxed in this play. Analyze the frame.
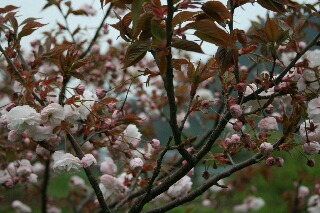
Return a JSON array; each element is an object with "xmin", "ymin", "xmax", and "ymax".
[
  {"xmin": 96, "ymin": 88, "xmax": 107, "ymax": 99},
  {"xmin": 266, "ymin": 157, "xmax": 275, "ymax": 166},
  {"xmin": 130, "ymin": 158, "xmax": 144, "ymax": 171},
  {"xmin": 230, "ymin": 104, "xmax": 243, "ymax": 118},
  {"xmin": 307, "ymin": 159, "xmax": 315, "ymax": 167},
  {"xmin": 150, "ymin": 139, "xmax": 160, "ymax": 149},
  {"xmin": 259, "ymin": 142, "xmax": 273, "ymax": 155},
  {"xmin": 233, "ymin": 120, "xmax": 243, "ymax": 131},
  {"xmin": 275, "ymin": 157, "xmax": 284, "ymax": 167},
  {"xmin": 74, "ymin": 84, "xmax": 85, "ymax": 95}
]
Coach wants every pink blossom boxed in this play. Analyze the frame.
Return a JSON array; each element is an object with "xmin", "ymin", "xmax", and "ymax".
[
  {"xmin": 259, "ymin": 142, "xmax": 273, "ymax": 155},
  {"xmin": 130, "ymin": 158, "xmax": 144, "ymax": 171},
  {"xmin": 74, "ymin": 84, "xmax": 85, "ymax": 95},
  {"xmin": 81, "ymin": 154, "xmax": 97, "ymax": 168},
  {"xmin": 96, "ymin": 87, "xmax": 107, "ymax": 99},
  {"xmin": 35, "ymin": 145, "xmax": 50, "ymax": 159},
  {"xmin": 302, "ymin": 141, "xmax": 320, "ymax": 155},
  {"xmin": 99, "ymin": 174, "xmax": 128, "ymax": 203},
  {"xmin": 230, "ymin": 104, "xmax": 243, "ymax": 118},
  {"xmin": 258, "ymin": 117, "xmax": 278, "ymax": 132},
  {"xmin": 150, "ymin": 139, "xmax": 160, "ymax": 149},
  {"xmin": 7, "ymin": 130, "xmax": 22, "ymax": 142},
  {"xmin": 298, "ymin": 185, "xmax": 309, "ymax": 199},
  {"xmin": 233, "ymin": 120, "xmax": 243, "ymax": 131},
  {"xmin": 100, "ymin": 157, "xmax": 118, "ymax": 175},
  {"xmin": 299, "ymin": 121, "xmax": 320, "ymax": 142},
  {"xmin": 308, "ymin": 97, "xmax": 320, "ymax": 122}
]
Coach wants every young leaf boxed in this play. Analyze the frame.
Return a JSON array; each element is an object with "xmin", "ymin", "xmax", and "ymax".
[
  {"xmin": 264, "ymin": 17, "xmax": 281, "ymax": 42},
  {"xmin": 202, "ymin": 1, "xmax": 231, "ymax": 24},
  {"xmin": 188, "ymin": 19, "xmax": 233, "ymax": 48},
  {"xmin": 0, "ymin": 5, "xmax": 19, "ymax": 14},
  {"xmin": 257, "ymin": 0, "xmax": 286, "ymax": 13},
  {"xmin": 172, "ymin": 38, "xmax": 203, "ymax": 53},
  {"xmin": 132, "ymin": 0, "xmax": 145, "ymax": 33},
  {"xmin": 151, "ymin": 20, "xmax": 166, "ymax": 40},
  {"xmin": 172, "ymin": 11, "xmax": 197, "ymax": 28},
  {"xmin": 123, "ymin": 41, "xmax": 150, "ymax": 68}
]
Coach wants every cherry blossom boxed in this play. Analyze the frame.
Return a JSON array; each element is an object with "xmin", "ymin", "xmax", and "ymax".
[
  {"xmin": 130, "ymin": 157, "xmax": 144, "ymax": 171},
  {"xmin": 80, "ymin": 154, "xmax": 97, "ymax": 168},
  {"xmin": 167, "ymin": 176, "xmax": 193, "ymax": 198},
  {"xmin": 302, "ymin": 141, "xmax": 320, "ymax": 155},
  {"xmin": 259, "ymin": 142, "xmax": 273, "ymax": 155},
  {"xmin": 100, "ymin": 157, "xmax": 118, "ymax": 175},
  {"xmin": 307, "ymin": 97, "xmax": 320, "ymax": 123},
  {"xmin": 40, "ymin": 103, "xmax": 65, "ymax": 126},
  {"xmin": 308, "ymin": 195, "xmax": 320, "ymax": 213},
  {"xmin": 6, "ymin": 105, "xmax": 41, "ymax": 133},
  {"xmin": 258, "ymin": 117, "xmax": 278, "ymax": 132},
  {"xmin": 11, "ymin": 200, "xmax": 32, "ymax": 213},
  {"xmin": 52, "ymin": 151, "xmax": 82, "ymax": 174}
]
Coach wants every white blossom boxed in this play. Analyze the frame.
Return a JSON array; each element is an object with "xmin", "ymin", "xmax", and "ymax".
[
  {"xmin": 124, "ymin": 124, "xmax": 142, "ymax": 144},
  {"xmin": 308, "ymin": 97, "xmax": 320, "ymax": 122},
  {"xmin": 6, "ymin": 105, "xmax": 41, "ymax": 133},
  {"xmin": 27, "ymin": 125, "xmax": 53, "ymax": 141},
  {"xmin": 167, "ymin": 176, "xmax": 192, "ymax": 198},
  {"xmin": 40, "ymin": 103, "xmax": 65, "ymax": 126},
  {"xmin": 195, "ymin": 88, "xmax": 214, "ymax": 101},
  {"xmin": 308, "ymin": 195, "xmax": 320, "ymax": 213},
  {"xmin": 302, "ymin": 141, "xmax": 320, "ymax": 155},
  {"xmin": 11, "ymin": 200, "xmax": 32, "ymax": 213},
  {"xmin": 52, "ymin": 151, "xmax": 82, "ymax": 174},
  {"xmin": 99, "ymin": 174, "xmax": 128, "ymax": 203}
]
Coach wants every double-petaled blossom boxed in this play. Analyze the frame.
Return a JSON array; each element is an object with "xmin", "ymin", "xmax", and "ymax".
[
  {"xmin": 99, "ymin": 174, "xmax": 128, "ymax": 203},
  {"xmin": 299, "ymin": 121, "xmax": 320, "ymax": 142},
  {"xmin": 167, "ymin": 176, "xmax": 193, "ymax": 198},
  {"xmin": 80, "ymin": 154, "xmax": 97, "ymax": 168},
  {"xmin": 130, "ymin": 157, "xmax": 144, "ymax": 171},
  {"xmin": 52, "ymin": 151, "xmax": 82, "ymax": 174},
  {"xmin": 6, "ymin": 105, "xmax": 41, "ymax": 133},
  {"xmin": 100, "ymin": 157, "xmax": 118, "ymax": 175},
  {"xmin": 258, "ymin": 117, "xmax": 278, "ymax": 132},
  {"xmin": 40, "ymin": 103, "xmax": 65, "ymax": 126},
  {"xmin": 308, "ymin": 97, "xmax": 320, "ymax": 123},
  {"xmin": 230, "ymin": 104, "xmax": 243, "ymax": 118},
  {"xmin": 259, "ymin": 142, "xmax": 273, "ymax": 155},
  {"xmin": 302, "ymin": 141, "xmax": 320, "ymax": 155},
  {"xmin": 124, "ymin": 124, "xmax": 142, "ymax": 144}
]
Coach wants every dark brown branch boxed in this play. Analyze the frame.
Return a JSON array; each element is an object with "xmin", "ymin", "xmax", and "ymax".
[{"xmin": 66, "ymin": 134, "xmax": 110, "ymax": 213}]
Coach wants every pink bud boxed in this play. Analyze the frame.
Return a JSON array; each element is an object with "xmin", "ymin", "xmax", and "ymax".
[
  {"xmin": 233, "ymin": 120, "xmax": 243, "ymax": 131},
  {"xmin": 201, "ymin": 100, "xmax": 210, "ymax": 110},
  {"xmin": 151, "ymin": 139, "xmax": 160, "ymax": 149},
  {"xmin": 235, "ymin": 83, "xmax": 246, "ymax": 92},
  {"xmin": 130, "ymin": 158, "xmax": 144, "ymax": 171},
  {"xmin": 8, "ymin": 130, "xmax": 22, "ymax": 142},
  {"xmin": 266, "ymin": 157, "xmax": 276, "ymax": 166},
  {"xmin": 275, "ymin": 157, "xmax": 284, "ymax": 167},
  {"xmin": 96, "ymin": 88, "xmax": 107, "ymax": 99},
  {"xmin": 143, "ymin": 153, "xmax": 151, "ymax": 160},
  {"xmin": 230, "ymin": 104, "xmax": 243, "ymax": 118},
  {"xmin": 259, "ymin": 142, "xmax": 273, "ymax": 155},
  {"xmin": 74, "ymin": 84, "xmax": 85, "ymax": 95},
  {"xmin": 81, "ymin": 154, "xmax": 97, "ymax": 168}
]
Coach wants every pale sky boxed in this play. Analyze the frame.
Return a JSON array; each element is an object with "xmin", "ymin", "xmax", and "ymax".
[{"xmin": 0, "ymin": 0, "xmax": 317, "ymax": 56}]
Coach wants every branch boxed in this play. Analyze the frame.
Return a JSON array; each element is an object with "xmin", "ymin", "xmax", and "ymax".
[
  {"xmin": 66, "ymin": 134, "xmax": 110, "ymax": 213},
  {"xmin": 79, "ymin": 4, "xmax": 113, "ymax": 59},
  {"xmin": 41, "ymin": 159, "xmax": 51, "ymax": 213},
  {"xmin": 0, "ymin": 44, "xmax": 45, "ymax": 106},
  {"xmin": 145, "ymin": 153, "xmax": 264, "ymax": 213},
  {"xmin": 161, "ymin": 0, "xmax": 194, "ymax": 164},
  {"xmin": 243, "ymin": 32, "xmax": 320, "ymax": 104}
]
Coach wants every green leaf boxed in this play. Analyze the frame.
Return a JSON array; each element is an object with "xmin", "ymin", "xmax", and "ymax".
[
  {"xmin": 132, "ymin": 0, "xmax": 145, "ymax": 33},
  {"xmin": 172, "ymin": 38, "xmax": 203, "ymax": 53},
  {"xmin": 151, "ymin": 20, "xmax": 166, "ymax": 40},
  {"xmin": 123, "ymin": 41, "xmax": 150, "ymax": 68}
]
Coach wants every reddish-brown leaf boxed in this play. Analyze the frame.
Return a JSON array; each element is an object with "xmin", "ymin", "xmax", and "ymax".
[
  {"xmin": 188, "ymin": 19, "xmax": 233, "ymax": 48},
  {"xmin": 215, "ymin": 47, "xmax": 238, "ymax": 72},
  {"xmin": 264, "ymin": 17, "xmax": 281, "ymax": 42},
  {"xmin": 0, "ymin": 5, "xmax": 19, "ymax": 14},
  {"xmin": 172, "ymin": 11, "xmax": 197, "ymax": 28},
  {"xmin": 172, "ymin": 38, "xmax": 203, "ymax": 53},
  {"xmin": 202, "ymin": 1, "xmax": 232, "ymax": 24},
  {"xmin": 257, "ymin": 0, "xmax": 286, "ymax": 13},
  {"xmin": 123, "ymin": 41, "xmax": 150, "ymax": 68}
]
